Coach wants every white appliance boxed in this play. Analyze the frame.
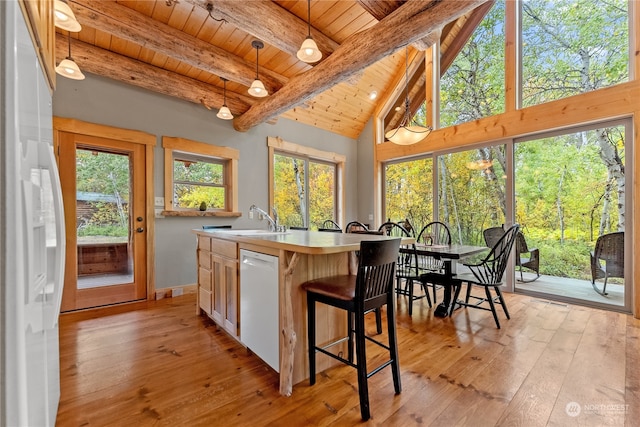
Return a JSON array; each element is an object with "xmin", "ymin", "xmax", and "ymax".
[
  {"xmin": 239, "ymin": 250, "xmax": 279, "ymax": 372},
  {"xmin": 1, "ymin": 2, "xmax": 66, "ymax": 426}
]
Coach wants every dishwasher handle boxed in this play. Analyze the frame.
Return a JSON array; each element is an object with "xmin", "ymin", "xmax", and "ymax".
[{"xmin": 242, "ymin": 254, "xmax": 277, "ymax": 270}]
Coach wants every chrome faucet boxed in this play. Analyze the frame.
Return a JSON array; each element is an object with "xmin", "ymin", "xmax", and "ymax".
[{"xmin": 249, "ymin": 204, "xmax": 279, "ymax": 231}]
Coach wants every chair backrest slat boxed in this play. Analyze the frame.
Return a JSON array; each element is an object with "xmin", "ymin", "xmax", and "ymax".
[{"xmin": 355, "ymin": 239, "xmax": 401, "ymax": 305}]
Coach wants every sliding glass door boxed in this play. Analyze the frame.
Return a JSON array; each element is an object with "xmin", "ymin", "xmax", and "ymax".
[{"xmin": 514, "ymin": 120, "xmax": 630, "ymax": 311}]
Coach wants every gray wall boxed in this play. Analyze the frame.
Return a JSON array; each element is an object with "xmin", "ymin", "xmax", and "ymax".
[
  {"xmin": 356, "ymin": 117, "xmax": 375, "ymax": 228},
  {"xmin": 53, "ymin": 73, "xmax": 361, "ymax": 289}
]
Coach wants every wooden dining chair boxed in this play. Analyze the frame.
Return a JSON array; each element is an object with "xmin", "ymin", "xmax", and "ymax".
[
  {"xmin": 451, "ymin": 224, "xmax": 520, "ymax": 328},
  {"xmin": 319, "ymin": 219, "xmax": 342, "ymax": 232},
  {"xmin": 345, "ymin": 220, "xmax": 369, "ymax": 233},
  {"xmin": 416, "ymin": 221, "xmax": 452, "ymax": 305},
  {"xmin": 302, "ymin": 238, "xmax": 402, "ymax": 421},
  {"xmin": 378, "ymin": 222, "xmax": 430, "ymax": 315}
]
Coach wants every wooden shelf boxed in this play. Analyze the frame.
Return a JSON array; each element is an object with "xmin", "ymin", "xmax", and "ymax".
[{"xmin": 161, "ymin": 210, "xmax": 242, "ymax": 218}]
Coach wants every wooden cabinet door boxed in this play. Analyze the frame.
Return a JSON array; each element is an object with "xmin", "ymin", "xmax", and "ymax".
[
  {"xmin": 222, "ymin": 258, "xmax": 239, "ymax": 336},
  {"xmin": 19, "ymin": 0, "xmax": 56, "ymax": 90},
  {"xmin": 211, "ymin": 253, "xmax": 226, "ymax": 326}
]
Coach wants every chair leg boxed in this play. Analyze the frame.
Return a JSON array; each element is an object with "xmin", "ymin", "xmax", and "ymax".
[
  {"xmin": 450, "ymin": 282, "xmax": 463, "ymax": 317},
  {"xmin": 374, "ymin": 308, "xmax": 382, "ymax": 334},
  {"xmin": 421, "ymin": 281, "xmax": 432, "ymax": 308},
  {"xmin": 354, "ymin": 310, "xmax": 370, "ymax": 421},
  {"xmin": 494, "ymin": 287, "xmax": 510, "ymax": 320},
  {"xmin": 348, "ymin": 311, "xmax": 354, "ymax": 363},
  {"xmin": 307, "ymin": 294, "xmax": 317, "ymax": 385},
  {"xmin": 407, "ymin": 279, "xmax": 414, "ymax": 316},
  {"xmin": 603, "ymin": 275, "xmax": 609, "ymax": 295},
  {"xmin": 386, "ymin": 295, "xmax": 402, "ymax": 395},
  {"xmin": 432, "ymin": 284, "xmax": 438, "ymax": 305},
  {"xmin": 484, "ymin": 287, "xmax": 501, "ymax": 329},
  {"xmin": 465, "ymin": 281, "xmax": 472, "ymax": 303}
]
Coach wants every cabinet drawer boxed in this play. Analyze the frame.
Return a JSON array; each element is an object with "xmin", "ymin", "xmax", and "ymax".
[
  {"xmin": 198, "ymin": 250, "xmax": 211, "ymax": 269},
  {"xmin": 198, "ymin": 236, "xmax": 211, "ymax": 251},
  {"xmin": 212, "ymin": 238, "xmax": 237, "ymax": 259}
]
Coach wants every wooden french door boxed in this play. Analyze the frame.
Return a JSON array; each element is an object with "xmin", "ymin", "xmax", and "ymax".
[{"xmin": 58, "ymin": 132, "xmax": 148, "ymax": 311}]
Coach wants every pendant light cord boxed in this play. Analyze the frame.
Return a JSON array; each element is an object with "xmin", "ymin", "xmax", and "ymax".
[
  {"xmin": 67, "ymin": 30, "xmax": 72, "ymax": 58},
  {"xmin": 307, "ymin": 0, "xmax": 311, "ymax": 37}
]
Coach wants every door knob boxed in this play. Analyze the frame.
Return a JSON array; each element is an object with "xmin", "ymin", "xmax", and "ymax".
[
  {"xmin": 136, "ymin": 227, "xmax": 144, "ymax": 233},
  {"xmin": 137, "ymin": 216, "xmax": 143, "ymax": 222}
]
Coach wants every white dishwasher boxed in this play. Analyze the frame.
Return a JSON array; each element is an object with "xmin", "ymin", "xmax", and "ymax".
[{"xmin": 239, "ymin": 250, "xmax": 280, "ymax": 372}]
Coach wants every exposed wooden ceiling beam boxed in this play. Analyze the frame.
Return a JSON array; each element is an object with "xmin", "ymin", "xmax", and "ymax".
[
  {"xmin": 69, "ymin": 0, "xmax": 287, "ymax": 93},
  {"xmin": 234, "ymin": 0, "xmax": 490, "ymax": 132},
  {"xmin": 356, "ymin": 0, "xmax": 407, "ymax": 20},
  {"xmin": 440, "ymin": 0, "xmax": 495, "ymax": 73},
  {"xmin": 56, "ymin": 34, "xmax": 253, "ymax": 116},
  {"xmin": 183, "ymin": 0, "xmax": 339, "ymax": 61},
  {"xmin": 356, "ymin": 0, "xmax": 440, "ymax": 51}
]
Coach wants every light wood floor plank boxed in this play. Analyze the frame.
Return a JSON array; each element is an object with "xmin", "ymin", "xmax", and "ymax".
[{"xmin": 57, "ymin": 291, "xmax": 639, "ymax": 426}]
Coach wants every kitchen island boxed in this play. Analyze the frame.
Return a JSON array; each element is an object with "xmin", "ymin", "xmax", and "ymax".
[{"xmin": 192, "ymin": 228, "xmax": 408, "ymax": 396}]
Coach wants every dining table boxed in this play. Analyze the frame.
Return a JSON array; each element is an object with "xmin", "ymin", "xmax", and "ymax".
[{"xmin": 414, "ymin": 243, "xmax": 488, "ymax": 317}]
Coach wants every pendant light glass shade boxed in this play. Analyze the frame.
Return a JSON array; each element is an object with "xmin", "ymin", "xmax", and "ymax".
[
  {"xmin": 55, "ymin": 58, "xmax": 85, "ymax": 80},
  {"xmin": 386, "ymin": 47, "xmax": 431, "ymax": 145},
  {"xmin": 54, "ymin": 0, "xmax": 82, "ymax": 32},
  {"xmin": 297, "ymin": 1, "xmax": 322, "ymax": 63},
  {"xmin": 216, "ymin": 106, "xmax": 233, "ymax": 120},
  {"xmin": 248, "ymin": 79, "xmax": 267, "ymax": 98},
  {"xmin": 248, "ymin": 40, "xmax": 268, "ymax": 97},
  {"xmin": 297, "ymin": 37, "xmax": 322, "ymax": 63},
  {"xmin": 55, "ymin": 34, "xmax": 85, "ymax": 80},
  {"xmin": 217, "ymin": 77, "xmax": 234, "ymax": 120}
]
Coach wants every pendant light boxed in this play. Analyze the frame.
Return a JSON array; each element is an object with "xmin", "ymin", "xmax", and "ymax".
[
  {"xmin": 54, "ymin": 0, "xmax": 81, "ymax": 32},
  {"xmin": 55, "ymin": 33, "xmax": 85, "ymax": 80},
  {"xmin": 217, "ymin": 77, "xmax": 233, "ymax": 120},
  {"xmin": 296, "ymin": 0, "xmax": 322, "ymax": 63},
  {"xmin": 385, "ymin": 47, "xmax": 432, "ymax": 145},
  {"xmin": 248, "ymin": 40, "xmax": 268, "ymax": 98}
]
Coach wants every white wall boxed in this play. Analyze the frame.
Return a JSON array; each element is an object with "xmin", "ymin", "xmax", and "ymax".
[{"xmin": 53, "ymin": 73, "xmax": 359, "ymax": 289}]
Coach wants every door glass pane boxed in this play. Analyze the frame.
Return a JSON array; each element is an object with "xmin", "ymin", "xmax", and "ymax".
[
  {"xmin": 437, "ymin": 146, "xmax": 506, "ymax": 245},
  {"xmin": 76, "ymin": 148, "xmax": 133, "ymax": 288},
  {"xmin": 384, "ymin": 157, "xmax": 434, "ymax": 234},
  {"xmin": 514, "ymin": 125, "xmax": 626, "ymax": 308}
]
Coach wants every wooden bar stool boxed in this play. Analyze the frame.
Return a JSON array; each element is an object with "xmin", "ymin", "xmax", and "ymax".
[{"xmin": 302, "ymin": 238, "xmax": 402, "ymax": 421}]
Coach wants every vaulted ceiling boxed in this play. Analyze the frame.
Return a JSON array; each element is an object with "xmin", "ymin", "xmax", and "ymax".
[{"xmin": 57, "ymin": 0, "xmax": 491, "ymax": 139}]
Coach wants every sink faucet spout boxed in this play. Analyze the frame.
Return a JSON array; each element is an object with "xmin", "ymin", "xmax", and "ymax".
[{"xmin": 249, "ymin": 204, "xmax": 278, "ymax": 231}]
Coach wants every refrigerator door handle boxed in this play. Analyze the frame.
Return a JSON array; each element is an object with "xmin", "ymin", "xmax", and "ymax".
[{"xmin": 41, "ymin": 142, "xmax": 66, "ymax": 329}]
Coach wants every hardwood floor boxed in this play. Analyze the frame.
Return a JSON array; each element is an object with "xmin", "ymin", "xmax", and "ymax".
[{"xmin": 57, "ymin": 290, "xmax": 640, "ymax": 426}]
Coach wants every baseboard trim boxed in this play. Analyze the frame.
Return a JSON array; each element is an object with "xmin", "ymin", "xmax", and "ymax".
[{"xmin": 155, "ymin": 284, "xmax": 197, "ymax": 300}]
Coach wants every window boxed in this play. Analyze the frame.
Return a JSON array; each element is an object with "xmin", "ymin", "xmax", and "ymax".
[
  {"xmin": 440, "ymin": 0, "xmax": 505, "ymax": 127},
  {"xmin": 268, "ymin": 137, "xmax": 344, "ymax": 230},
  {"xmin": 162, "ymin": 137, "xmax": 239, "ymax": 215},
  {"xmin": 384, "ymin": 157, "xmax": 434, "ymax": 233},
  {"xmin": 437, "ymin": 145, "xmax": 506, "ymax": 245},
  {"xmin": 521, "ymin": 0, "xmax": 629, "ymax": 107}
]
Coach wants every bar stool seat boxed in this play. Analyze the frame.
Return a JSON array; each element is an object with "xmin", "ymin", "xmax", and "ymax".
[{"xmin": 302, "ymin": 238, "xmax": 402, "ymax": 421}]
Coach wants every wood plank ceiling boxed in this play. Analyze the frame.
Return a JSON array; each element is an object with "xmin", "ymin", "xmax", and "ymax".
[{"xmin": 57, "ymin": 0, "xmax": 490, "ymax": 139}]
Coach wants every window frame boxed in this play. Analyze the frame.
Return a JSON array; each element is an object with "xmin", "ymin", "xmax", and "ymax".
[
  {"xmin": 162, "ymin": 136, "xmax": 240, "ymax": 217},
  {"xmin": 267, "ymin": 136, "xmax": 345, "ymax": 228}
]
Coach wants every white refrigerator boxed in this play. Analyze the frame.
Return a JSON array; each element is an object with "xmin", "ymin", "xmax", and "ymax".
[{"xmin": 1, "ymin": 2, "xmax": 66, "ymax": 426}]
